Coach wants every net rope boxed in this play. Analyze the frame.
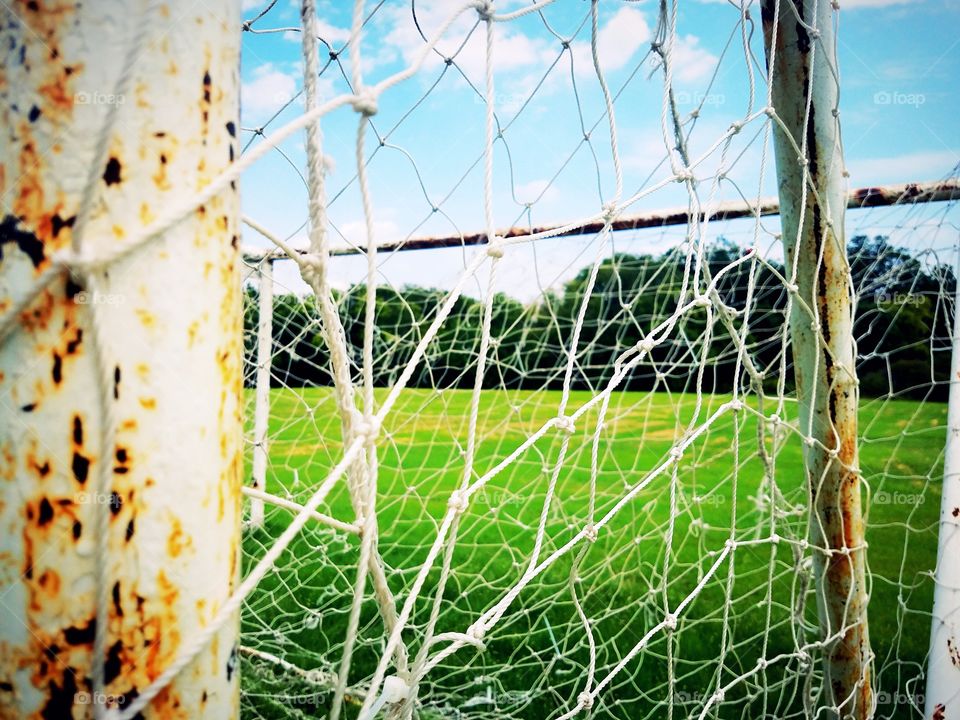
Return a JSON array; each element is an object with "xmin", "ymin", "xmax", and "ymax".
[{"xmin": 3, "ymin": 0, "xmax": 959, "ymax": 718}]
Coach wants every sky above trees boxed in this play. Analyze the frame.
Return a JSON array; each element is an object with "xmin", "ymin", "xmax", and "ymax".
[{"xmin": 237, "ymin": 0, "xmax": 960, "ymax": 300}]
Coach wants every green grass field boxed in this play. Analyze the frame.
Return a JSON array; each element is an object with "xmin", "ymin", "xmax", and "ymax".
[{"xmin": 240, "ymin": 388, "xmax": 945, "ymax": 719}]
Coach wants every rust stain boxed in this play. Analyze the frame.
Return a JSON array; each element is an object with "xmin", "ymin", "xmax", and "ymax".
[
  {"xmin": 948, "ymin": 637, "xmax": 960, "ymax": 667},
  {"xmin": 166, "ymin": 517, "xmax": 192, "ymax": 558},
  {"xmin": 135, "ymin": 308, "xmax": 156, "ymax": 329}
]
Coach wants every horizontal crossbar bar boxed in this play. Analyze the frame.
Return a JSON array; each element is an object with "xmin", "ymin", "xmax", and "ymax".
[{"xmin": 242, "ymin": 178, "xmax": 960, "ymax": 261}]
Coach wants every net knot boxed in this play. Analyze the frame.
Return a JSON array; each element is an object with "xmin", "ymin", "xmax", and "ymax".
[
  {"xmin": 354, "ymin": 415, "xmax": 381, "ymax": 441},
  {"xmin": 669, "ymin": 446, "xmax": 684, "ymax": 462},
  {"xmin": 692, "ymin": 294, "xmax": 711, "ymax": 308},
  {"xmin": 663, "ymin": 613, "xmax": 678, "ymax": 631},
  {"xmin": 467, "ymin": 622, "xmax": 486, "ymax": 640},
  {"xmin": 713, "ymin": 689, "xmax": 726, "ymax": 703},
  {"xmin": 578, "ymin": 692, "xmax": 594, "ymax": 710},
  {"xmin": 304, "ymin": 668, "xmax": 325, "ymax": 684},
  {"xmin": 674, "ymin": 168, "xmax": 694, "ymax": 183},
  {"xmin": 637, "ymin": 338, "xmax": 655, "ymax": 354},
  {"xmin": 583, "ymin": 523, "xmax": 598, "ymax": 542},
  {"xmin": 448, "ymin": 490, "xmax": 469, "ymax": 514},
  {"xmin": 601, "ymin": 201, "xmax": 618, "ymax": 224},
  {"xmin": 381, "ymin": 675, "xmax": 409, "ymax": 704},
  {"xmin": 351, "ymin": 88, "xmax": 379, "ymax": 116},
  {"xmin": 756, "ymin": 657, "xmax": 768, "ymax": 670},
  {"xmin": 474, "ymin": 0, "xmax": 494, "ymax": 20},
  {"xmin": 486, "ymin": 237, "xmax": 504, "ymax": 258},
  {"xmin": 555, "ymin": 415, "xmax": 575, "ymax": 434},
  {"xmin": 298, "ymin": 253, "xmax": 324, "ymax": 285},
  {"xmin": 769, "ymin": 532, "xmax": 781, "ymax": 545},
  {"xmin": 729, "ymin": 120, "xmax": 744, "ymax": 134}
]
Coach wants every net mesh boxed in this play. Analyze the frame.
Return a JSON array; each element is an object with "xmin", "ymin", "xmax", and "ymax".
[
  {"xmin": 4, "ymin": 0, "xmax": 956, "ymax": 718},
  {"xmin": 229, "ymin": 2, "xmax": 960, "ymax": 719}
]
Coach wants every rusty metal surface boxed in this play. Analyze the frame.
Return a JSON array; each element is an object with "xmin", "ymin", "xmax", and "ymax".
[
  {"xmin": 0, "ymin": 1, "xmax": 241, "ymax": 718},
  {"xmin": 241, "ymin": 179, "xmax": 960, "ymax": 261},
  {"xmin": 762, "ymin": 0, "xmax": 873, "ymax": 718}
]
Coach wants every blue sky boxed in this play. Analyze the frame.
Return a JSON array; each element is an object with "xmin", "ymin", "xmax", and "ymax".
[{"xmin": 237, "ymin": 0, "xmax": 960, "ymax": 299}]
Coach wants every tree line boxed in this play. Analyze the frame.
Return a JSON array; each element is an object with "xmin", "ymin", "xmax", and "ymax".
[{"xmin": 244, "ymin": 236, "xmax": 956, "ymax": 400}]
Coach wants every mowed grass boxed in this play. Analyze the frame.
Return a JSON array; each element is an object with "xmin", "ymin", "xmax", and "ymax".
[{"xmin": 240, "ymin": 388, "xmax": 945, "ymax": 719}]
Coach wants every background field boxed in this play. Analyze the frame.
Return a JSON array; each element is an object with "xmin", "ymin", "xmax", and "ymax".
[{"xmin": 239, "ymin": 387, "xmax": 944, "ymax": 719}]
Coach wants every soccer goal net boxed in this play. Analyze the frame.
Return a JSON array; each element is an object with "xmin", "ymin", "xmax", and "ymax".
[{"xmin": 1, "ymin": 1, "xmax": 959, "ymax": 719}]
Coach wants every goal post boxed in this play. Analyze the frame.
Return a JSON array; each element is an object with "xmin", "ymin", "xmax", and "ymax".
[
  {"xmin": 5, "ymin": 0, "xmax": 960, "ymax": 718},
  {"xmin": 762, "ymin": 0, "xmax": 872, "ymax": 717},
  {"xmin": 0, "ymin": 1, "xmax": 242, "ymax": 717},
  {"xmin": 925, "ymin": 241, "xmax": 960, "ymax": 718}
]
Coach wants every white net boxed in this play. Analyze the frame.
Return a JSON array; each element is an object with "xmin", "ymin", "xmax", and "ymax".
[
  {"xmin": 3, "ymin": 0, "xmax": 957, "ymax": 718},
  {"xmin": 229, "ymin": 2, "xmax": 959, "ymax": 720}
]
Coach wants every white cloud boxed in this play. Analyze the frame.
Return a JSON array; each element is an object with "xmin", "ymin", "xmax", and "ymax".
[
  {"xmin": 570, "ymin": 7, "xmax": 652, "ymax": 78},
  {"xmin": 284, "ymin": 19, "xmax": 352, "ymax": 47},
  {"xmin": 841, "ymin": 0, "xmax": 917, "ymax": 7},
  {"xmin": 513, "ymin": 179, "xmax": 559, "ymax": 205},
  {"xmin": 241, "ymin": 61, "xmax": 340, "ymax": 119},
  {"xmin": 377, "ymin": 0, "xmax": 553, "ymax": 86},
  {"xmin": 671, "ymin": 35, "xmax": 718, "ymax": 84},
  {"xmin": 847, "ymin": 150, "xmax": 960, "ymax": 185},
  {"xmin": 242, "ymin": 64, "xmax": 299, "ymax": 115},
  {"xmin": 335, "ymin": 218, "xmax": 402, "ymax": 247}
]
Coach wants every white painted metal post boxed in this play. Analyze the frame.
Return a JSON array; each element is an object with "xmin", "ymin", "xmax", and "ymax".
[
  {"xmin": 762, "ymin": 1, "xmax": 872, "ymax": 718},
  {"xmin": 251, "ymin": 260, "xmax": 274, "ymax": 527},
  {"xmin": 0, "ymin": 2, "xmax": 241, "ymax": 718},
  {"xmin": 925, "ymin": 244, "xmax": 960, "ymax": 719}
]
